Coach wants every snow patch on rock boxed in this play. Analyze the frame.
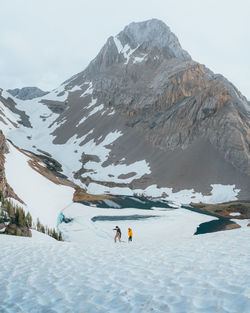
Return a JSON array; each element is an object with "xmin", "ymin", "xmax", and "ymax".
[
  {"xmin": 86, "ymin": 98, "xmax": 97, "ymax": 109},
  {"xmin": 86, "ymin": 183, "xmax": 240, "ymax": 204},
  {"xmin": 113, "ymin": 36, "xmax": 138, "ymax": 64},
  {"xmin": 88, "ymin": 104, "xmax": 104, "ymax": 117},
  {"xmin": 230, "ymin": 212, "xmax": 241, "ymax": 216},
  {"xmin": 43, "ymin": 84, "xmax": 68, "ymax": 102},
  {"xmin": 133, "ymin": 54, "xmax": 147, "ymax": 63},
  {"xmin": 80, "ymin": 82, "xmax": 93, "ymax": 97}
]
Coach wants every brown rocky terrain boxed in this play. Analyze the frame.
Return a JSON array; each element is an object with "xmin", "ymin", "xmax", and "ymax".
[
  {"xmin": 190, "ymin": 201, "xmax": 250, "ymax": 219},
  {"xmin": 73, "ymin": 187, "xmax": 115, "ymax": 202},
  {"xmin": 222, "ymin": 223, "xmax": 241, "ymax": 231},
  {"xmin": 0, "ymin": 132, "xmax": 23, "ymax": 202}
]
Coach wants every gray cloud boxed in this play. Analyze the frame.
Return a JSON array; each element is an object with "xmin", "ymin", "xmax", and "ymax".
[{"xmin": 0, "ymin": 0, "xmax": 249, "ymax": 99}]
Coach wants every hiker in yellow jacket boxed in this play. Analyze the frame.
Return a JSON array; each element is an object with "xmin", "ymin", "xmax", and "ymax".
[{"xmin": 128, "ymin": 227, "xmax": 133, "ymax": 242}]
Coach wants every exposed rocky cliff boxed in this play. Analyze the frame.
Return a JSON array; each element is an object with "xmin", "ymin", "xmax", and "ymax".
[
  {"xmin": 0, "ymin": 131, "xmax": 22, "ymax": 200},
  {"xmin": 7, "ymin": 87, "xmax": 48, "ymax": 100}
]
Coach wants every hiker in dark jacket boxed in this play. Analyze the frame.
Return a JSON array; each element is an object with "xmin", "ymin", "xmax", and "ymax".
[{"xmin": 113, "ymin": 226, "xmax": 121, "ymax": 243}]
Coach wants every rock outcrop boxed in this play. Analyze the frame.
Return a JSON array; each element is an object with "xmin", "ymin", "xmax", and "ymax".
[
  {"xmin": 0, "ymin": 131, "xmax": 22, "ymax": 200},
  {"xmin": 7, "ymin": 87, "xmax": 48, "ymax": 100}
]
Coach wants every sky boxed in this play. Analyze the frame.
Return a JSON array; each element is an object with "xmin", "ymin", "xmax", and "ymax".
[{"xmin": 0, "ymin": 0, "xmax": 249, "ymax": 99}]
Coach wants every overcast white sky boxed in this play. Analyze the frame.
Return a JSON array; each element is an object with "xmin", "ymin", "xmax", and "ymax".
[{"xmin": 0, "ymin": 0, "xmax": 249, "ymax": 99}]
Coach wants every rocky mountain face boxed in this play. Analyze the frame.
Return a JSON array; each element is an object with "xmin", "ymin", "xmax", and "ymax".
[
  {"xmin": 0, "ymin": 131, "xmax": 21, "ymax": 200},
  {"xmin": 2, "ymin": 19, "xmax": 250, "ymax": 201},
  {"xmin": 7, "ymin": 87, "xmax": 48, "ymax": 100}
]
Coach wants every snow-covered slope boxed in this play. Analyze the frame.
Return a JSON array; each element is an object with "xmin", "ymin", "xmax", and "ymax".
[
  {"xmin": 4, "ymin": 142, "xmax": 74, "ymax": 228},
  {"xmin": 0, "ymin": 91, "xmax": 21, "ymax": 134},
  {"xmin": 58, "ymin": 202, "xmax": 216, "ymax": 243},
  {"xmin": 1, "ymin": 88, "xmax": 242, "ymax": 204},
  {"xmin": 3, "ymin": 87, "xmax": 153, "ymax": 186},
  {"xmin": 0, "ymin": 224, "xmax": 249, "ymax": 313}
]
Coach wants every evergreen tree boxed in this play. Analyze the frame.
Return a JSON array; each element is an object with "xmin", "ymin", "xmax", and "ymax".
[
  {"xmin": 52, "ymin": 228, "xmax": 58, "ymax": 240},
  {"xmin": 17, "ymin": 209, "xmax": 24, "ymax": 227},
  {"xmin": 0, "ymin": 208, "xmax": 5, "ymax": 223},
  {"xmin": 41, "ymin": 225, "xmax": 45, "ymax": 233},
  {"xmin": 4, "ymin": 212, "xmax": 8, "ymax": 223},
  {"xmin": 58, "ymin": 232, "xmax": 63, "ymax": 241},
  {"xmin": 6, "ymin": 201, "xmax": 12, "ymax": 217},
  {"xmin": 14, "ymin": 209, "xmax": 19, "ymax": 225},
  {"xmin": 36, "ymin": 218, "xmax": 41, "ymax": 231},
  {"xmin": 26, "ymin": 212, "xmax": 32, "ymax": 227}
]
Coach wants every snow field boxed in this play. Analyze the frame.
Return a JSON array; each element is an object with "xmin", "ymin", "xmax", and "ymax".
[
  {"xmin": 0, "ymin": 227, "xmax": 249, "ymax": 313},
  {"xmin": 5, "ymin": 89, "xmax": 151, "ymax": 185},
  {"xmin": 1, "ymin": 138, "xmax": 249, "ymax": 313},
  {"xmin": 5, "ymin": 143, "xmax": 74, "ymax": 228},
  {"xmin": 0, "ymin": 101, "xmax": 19, "ymax": 134},
  {"xmin": 58, "ymin": 203, "xmax": 216, "ymax": 244},
  {"xmin": 86, "ymin": 182, "xmax": 240, "ymax": 205}
]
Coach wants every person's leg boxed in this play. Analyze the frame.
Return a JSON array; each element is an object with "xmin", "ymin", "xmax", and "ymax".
[
  {"xmin": 114, "ymin": 233, "xmax": 117, "ymax": 243},
  {"xmin": 118, "ymin": 234, "xmax": 121, "ymax": 242}
]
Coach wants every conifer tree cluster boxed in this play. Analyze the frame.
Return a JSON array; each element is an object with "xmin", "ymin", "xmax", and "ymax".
[
  {"xmin": 0, "ymin": 192, "xmax": 63, "ymax": 241},
  {"xmin": 0, "ymin": 193, "xmax": 32, "ymax": 236},
  {"xmin": 36, "ymin": 218, "xmax": 63, "ymax": 241}
]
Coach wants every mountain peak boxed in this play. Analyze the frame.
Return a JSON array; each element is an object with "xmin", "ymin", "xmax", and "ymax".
[
  {"xmin": 3, "ymin": 19, "xmax": 250, "ymax": 202},
  {"xmin": 69, "ymin": 19, "xmax": 192, "ymax": 79},
  {"xmin": 122, "ymin": 18, "xmax": 171, "ymax": 44},
  {"xmin": 117, "ymin": 19, "xmax": 191, "ymax": 61}
]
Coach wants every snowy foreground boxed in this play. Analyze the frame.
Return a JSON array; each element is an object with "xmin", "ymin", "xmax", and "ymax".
[
  {"xmin": 0, "ymin": 223, "xmax": 249, "ymax": 313},
  {"xmin": 2, "ymin": 140, "xmax": 250, "ymax": 312}
]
